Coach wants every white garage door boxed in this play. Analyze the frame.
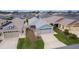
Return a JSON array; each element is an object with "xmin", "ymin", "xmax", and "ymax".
[{"xmin": 4, "ymin": 32, "xmax": 19, "ymax": 38}]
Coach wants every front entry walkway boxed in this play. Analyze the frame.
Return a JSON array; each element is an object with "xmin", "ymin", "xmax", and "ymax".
[{"xmin": 40, "ymin": 33, "xmax": 66, "ymax": 49}]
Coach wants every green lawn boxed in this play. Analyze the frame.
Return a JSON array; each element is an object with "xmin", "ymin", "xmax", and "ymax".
[
  {"xmin": 17, "ymin": 38, "xmax": 31, "ymax": 49},
  {"xmin": 35, "ymin": 39, "xmax": 44, "ymax": 49},
  {"xmin": 54, "ymin": 27, "xmax": 79, "ymax": 45},
  {"xmin": 17, "ymin": 37, "xmax": 44, "ymax": 49}
]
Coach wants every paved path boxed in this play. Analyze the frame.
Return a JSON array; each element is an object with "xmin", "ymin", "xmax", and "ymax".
[
  {"xmin": 0, "ymin": 37, "xmax": 19, "ymax": 49},
  {"xmin": 0, "ymin": 33, "xmax": 26, "ymax": 49},
  {"xmin": 40, "ymin": 33, "xmax": 66, "ymax": 49}
]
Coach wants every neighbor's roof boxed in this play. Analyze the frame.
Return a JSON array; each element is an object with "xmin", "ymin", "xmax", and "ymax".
[
  {"xmin": 70, "ymin": 21, "xmax": 79, "ymax": 27},
  {"xmin": 12, "ymin": 18, "xmax": 24, "ymax": 30},
  {"xmin": 0, "ymin": 21, "xmax": 18, "ymax": 31},
  {"xmin": 58, "ymin": 18, "xmax": 76, "ymax": 26},
  {"xmin": 2, "ymin": 22, "xmax": 18, "ymax": 31},
  {"xmin": 43, "ymin": 16, "xmax": 64, "ymax": 24}
]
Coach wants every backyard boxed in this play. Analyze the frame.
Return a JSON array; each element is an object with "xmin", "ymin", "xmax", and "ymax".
[
  {"xmin": 54, "ymin": 27, "xmax": 79, "ymax": 45},
  {"xmin": 17, "ymin": 28, "xmax": 44, "ymax": 49}
]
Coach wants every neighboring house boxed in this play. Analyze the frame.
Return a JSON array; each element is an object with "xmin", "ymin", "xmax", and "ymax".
[
  {"xmin": 28, "ymin": 17, "xmax": 53, "ymax": 36},
  {"xmin": 68, "ymin": 21, "xmax": 79, "ymax": 37},
  {"xmin": 0, "ymin": 21, "xmax": 19, "ymax": 39},
  {"xmin": 57, "ymin": 18, "xmax": 77, "ymax": 31},
  {"xmin": 43, "ymin": 16, "xmax": 64, "ymax": 26},
  {"xmin": 0, "ymin": 18, "xmax": 24, "ymax": 39},
  {"xmin": 12, "ymin": 18, "xmax": 25, "ymax": 34},
  {"xmin": 55, "ymin": 17, "xmax": 79, "ymax": 37},
  {"xmin": 42, "ymin": 15, "xmax": 79, "ymax": 32}
]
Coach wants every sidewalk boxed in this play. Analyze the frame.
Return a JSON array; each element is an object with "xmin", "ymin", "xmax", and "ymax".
[{"xmin": 0, "ymin": 37, "xmax": 19, "ymax": 49}]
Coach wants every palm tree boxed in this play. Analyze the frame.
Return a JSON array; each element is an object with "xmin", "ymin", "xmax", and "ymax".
[{"xmin": 26, "ymin": 18, "xmax": 28, "ymax": 25}]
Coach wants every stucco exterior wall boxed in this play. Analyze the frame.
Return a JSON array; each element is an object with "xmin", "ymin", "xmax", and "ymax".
[
  {"xmin": 35, "ymin": 28, "xmax": 53, "ymax": 36},
  {"xmin": 59, "ymin": 24, "xmax": 70, "ymax": 31},
  {"xmin": 70, "ymin": 27, "xmax": 79, "ymax": 31}
]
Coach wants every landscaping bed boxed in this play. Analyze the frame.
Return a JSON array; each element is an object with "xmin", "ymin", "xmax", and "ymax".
[{"xmin": 54, "ymin": 27, "xmax": 79, "ymax": 45}]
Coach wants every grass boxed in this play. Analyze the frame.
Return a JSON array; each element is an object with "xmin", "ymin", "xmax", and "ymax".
[
  {"xmin": 35, "ymin": 38, "xmax": 44, "ymax": 49},
  {"xmin": 17, "ymin": 37, "xmax": 44, "ymax": 49},
  {"xmin": 17, "ymin": 38, "xmax": 31, "ymax": 49},
  {"xmin": 17, "ymin": 28, "xmax": 44, "ymax": 49},
  {"xmin": 54, "ymin": 27, "xmax": 79, "ymax": 45}
]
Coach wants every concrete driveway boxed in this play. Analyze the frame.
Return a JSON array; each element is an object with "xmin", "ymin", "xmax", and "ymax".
[
  {"xmin": 0, "ymin": 37, "xmax": 19, "ymax": 49},
  {"xmin": 40, "ymin": 33, "xmax": 66, "ymax": 49}
]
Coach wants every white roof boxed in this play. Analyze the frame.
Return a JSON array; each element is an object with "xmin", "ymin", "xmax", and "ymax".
[
  {"xmin": 28, "ymin": 17, "xmax": 51, "ymax": 29},
  {"xmin": 70, "ymin": 21, "xmax": 79, "ymax": 26},
  {"xmin": 28, "ymin": 17, "xmax": 39, "ymax": 25},
  {"xmin": 35, "ymin": 20, "xmax": 47, "ymax": 29}
]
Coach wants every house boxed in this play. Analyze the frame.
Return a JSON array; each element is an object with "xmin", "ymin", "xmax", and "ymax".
[
  {"xmin": 42, "ymin": 15, "xmax": 79, "ymax": 32},
  {"xmin": 68, "ymin": 20, "xmax": 79, "ymax": 31},
  {"xmin": 0, "ymin": 21, "xmax": 19, "ymax": 39},
  {"xmin": 58, "ymin": 18, "xmax": 79, "ymax": 31},
  {"xmin": 57, "ymin": 18, "xmax": 77, "ymax": 31},
  {"xmin": 28, "ymin": 17, "xmax": 53, "ymax": 36},
  {"xmin": 0, "ymin": 18, "xmax": 24, "ymax": 39},
  {"xmin": 12, "ymin": 18, "xmax": 25, "ymax": 34},
  {"xmin": 67, "ymin": 20, "xmax": 79, "ymax": 37},
  {"xmin": 43, "ymin": 16, "xmax": 64, "ymax": 26}
]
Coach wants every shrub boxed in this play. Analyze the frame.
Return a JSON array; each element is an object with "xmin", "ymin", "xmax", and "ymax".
[
  {"xmin": 63, "ymin": 29, "xmax": 69, "ymax": 35},
  {"xmin": 69, "ymin": 34, "xmax": 78, "ymax": 39},
  {"xmin": 5, "ymin": 16, "xmax": 13, "ymax": 20},
  {"xmin": 50, "ymin": 23, "xmax": 53, "ymax": 26}
]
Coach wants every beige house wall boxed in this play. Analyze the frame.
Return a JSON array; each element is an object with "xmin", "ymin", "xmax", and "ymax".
[
  {"xmin": 59, "ymin": 24, "xmax": 79, "ymax": 31},
  {"xmin": 69, "ymin": 27, "xmax": 79, "ymax": 31},
  {"xmin": 59, "ymin": 24, "xmax": 71, "ymax": 31},
  {"xmin": 69, "ymin": 27, "xmax": 79, "ymax": 37},
  {"xmin": 4, "ymin": 31, "xmax": 19, "ymax": 38}
]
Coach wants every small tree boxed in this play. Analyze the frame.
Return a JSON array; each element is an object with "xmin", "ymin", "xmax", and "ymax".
[{"xmin": 5, "ymin": 16, "xmax": 13, "ymax": 20}]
